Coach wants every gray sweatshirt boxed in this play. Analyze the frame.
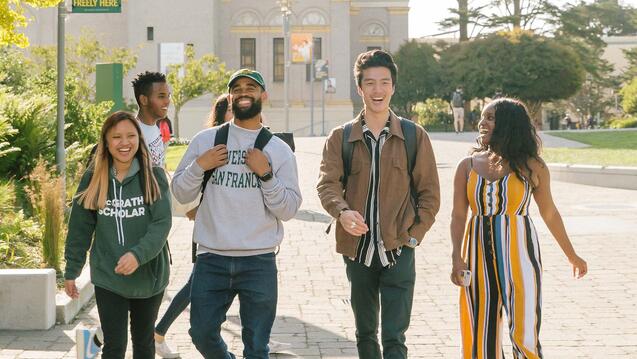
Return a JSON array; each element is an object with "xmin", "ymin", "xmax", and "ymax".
[{"xmin": 171, "ymin": 121, "xmax": 302, "ymax": 256}]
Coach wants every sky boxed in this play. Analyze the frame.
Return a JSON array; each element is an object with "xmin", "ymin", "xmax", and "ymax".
[{"xmin": 408, "ymin": 0, "xmax": 637, "ymax": 38}]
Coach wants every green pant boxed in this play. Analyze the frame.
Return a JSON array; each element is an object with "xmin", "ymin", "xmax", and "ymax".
[{"xmin": 344, "ymin": 247, "xmax": 415, "ymax": 359}]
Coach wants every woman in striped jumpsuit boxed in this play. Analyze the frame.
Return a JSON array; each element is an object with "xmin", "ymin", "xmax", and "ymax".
[{"xmin": 449, "ymin": 98, "xmax": 588, "ymax": 359}]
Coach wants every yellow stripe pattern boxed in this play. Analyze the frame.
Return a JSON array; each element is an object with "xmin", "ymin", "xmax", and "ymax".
[{"xmin": 460, "ymin": 170, "xmax": 543, "ymax": 359}]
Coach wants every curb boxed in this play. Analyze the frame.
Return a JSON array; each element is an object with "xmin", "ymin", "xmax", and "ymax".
[{"xmin": 548, "ymin": 163, "xmax": 637, "ymax": 190}]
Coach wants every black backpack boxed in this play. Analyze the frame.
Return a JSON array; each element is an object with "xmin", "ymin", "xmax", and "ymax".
[{"xmin": 191, "ymin": 122, "xmax": 294, "ymax": 262}]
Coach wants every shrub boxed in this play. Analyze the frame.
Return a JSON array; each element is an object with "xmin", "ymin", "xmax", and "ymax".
[
  {"xmin": 608, "ymin": 116, "xmax": 637, "ymax": 129},
  {"xmin": 25, "ymin": 161, "xmax": 66, "ymax": 273},
  {"xmin": 169, "ymin": 138, "xmax": 191, "ymax": 146},
  {"xmin": 0, "ymin": 181, "xmax": 42, "ymax": 269},
  {"xmin": 0, "ymin": 91, "xmax": 56, "ymax": 178},
  {"xmin": 413, "ymin": 98, "xmax": 453, "ymax": 131},
  {"xmin": 620, "ymin": 77, "xmax": 637, "ymax": 115},
  {"xmin": 0, "ymin": 110, "xmax": 19, "ymax": 158}
]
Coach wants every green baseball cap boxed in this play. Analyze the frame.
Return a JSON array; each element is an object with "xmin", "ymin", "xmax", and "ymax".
[{"xmin": 227, "ymin": 69, "xmax": 266, "ymax": 91}]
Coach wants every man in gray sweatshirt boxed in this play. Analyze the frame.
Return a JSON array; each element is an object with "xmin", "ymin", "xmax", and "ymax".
[{"xmin": 171, "ymin": 69, "xmax": 302, "ymax": 359}]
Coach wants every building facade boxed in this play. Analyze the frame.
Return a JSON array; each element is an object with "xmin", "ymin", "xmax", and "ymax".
[{"xmin": 23, "ymin": 0, "xmax": 409, "ymax": 138}]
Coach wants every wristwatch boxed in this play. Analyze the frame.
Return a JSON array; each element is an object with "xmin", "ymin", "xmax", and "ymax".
[
  {"xmin": 407, "ymin": 237, "xmax": 418, "ymax": 248},
  {"xmin": 258, "ymin": 171, "xmax": 273, "ymax": 182}
]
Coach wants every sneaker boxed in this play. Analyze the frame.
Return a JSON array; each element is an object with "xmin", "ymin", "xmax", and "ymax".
[
  {"xmin": 93, "ymin": 327, "xmax": 103, "ymax": 348},
  {"xmin": 75, "ymin": 327, "xmax": 101, "ymax": 359},
  {"xmin": 268, "ymin": 339, "xmax": 292, "ymax": 353},
  {"xmin": 155, "ymin": 340, "xmax": 180, "ymax": 358}
]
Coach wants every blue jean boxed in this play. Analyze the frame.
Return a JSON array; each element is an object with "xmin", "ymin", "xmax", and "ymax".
[
  {"xmin": 189, "ymin": 252, "xmax": 278, "ymax": 359},
  {"xmin": 155, "ymin": 272, "xmax": 193, "ymax": 336}
]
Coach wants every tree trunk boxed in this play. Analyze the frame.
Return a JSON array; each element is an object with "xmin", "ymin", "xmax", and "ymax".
[
  {"xmin": 173, "ymin": 106, "xmax": 181, "ymax": 139},
  {"xmin": 513, "ymin": 0, "xmax": 522, "ymax": 29},
  {"xmin": 458, "ymin": 0, "xmax": 469, "ymax": 42},
  {"xmin": 526, "ymin": 100, "xmax": 543, "ymax": 129}
]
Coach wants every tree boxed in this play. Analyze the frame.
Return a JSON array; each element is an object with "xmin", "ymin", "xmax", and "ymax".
[
  {"xmin": 1, "ymin": 0, "xmax": 62, "ymax": 48},
  {"xmin": 167, "ymin": 46, "xmax": 231, "ymax": 138},
  {"xmin": 390, "ymin": 40, "xmax": 441, "ymax": 117},
  {"xmin": 620, "ymin": 77, "xmax": 637, "ymax": 115},
  {"xmin": 486, "ymin": 0, "xmax": 557, "ymax": 32},
  {"xmin": 550, "ymin": 0, "xmax": 637, "ymax": 118},
  {"xmin": 439, "ymin": 0, "xmax": 489, "ymax": 40},
  {"xmin": 623, "ymin": 47, "xmax": 637, "ymax": 82},
  {"xmin": 440, "ymin": 30, "xmax": 585, "ymax": 125},
  {"xmin": 28, "ymin": 31, "xmax": 137, "ymax": 146}
]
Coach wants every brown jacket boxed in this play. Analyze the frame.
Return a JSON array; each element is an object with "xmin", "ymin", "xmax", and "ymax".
[{"xmin": 316, "ymin": 111, "xmax": 440, "ymax": 258}]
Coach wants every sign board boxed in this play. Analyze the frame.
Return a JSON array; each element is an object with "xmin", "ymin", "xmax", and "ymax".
[
  {"xmin": 72, "ymin": 0, "xmax": 121, "ymax": 13},
  {"xmin": 159, "ymin": 43, "xmax": 185, "ymax": 77},
  {"xmin": 96, "ymin": 63, "xmax": 124, "ymax": 112},
  {"xmin": 314, "ymin": 59, "xmax": 328, "ymax": 80},
  {"xmin": 325, "ymin": 78, "xmax": 336, "ymax": 94},
  {"xmin": 291, "ymin": 33, "xmax": 313, "ymax": 64}
]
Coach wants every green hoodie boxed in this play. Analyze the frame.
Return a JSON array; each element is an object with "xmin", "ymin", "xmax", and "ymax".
[{"xmin": 64, "ymin": 159, "xmax": 172, "ymax": 299}]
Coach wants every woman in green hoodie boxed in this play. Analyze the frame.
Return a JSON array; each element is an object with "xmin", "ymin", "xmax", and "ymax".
[{"xmin": 64, "ymin": 111, "xmax": 172, "ymax": 359}]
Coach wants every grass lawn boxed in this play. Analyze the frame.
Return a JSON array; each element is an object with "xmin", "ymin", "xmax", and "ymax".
[
  {"xmin": 542, "ymin": 130, "xmax": 637, "ymax": 167},
  {"xmin": 166, "ymin": 145, "xmax": 188, "ymax": 171}
]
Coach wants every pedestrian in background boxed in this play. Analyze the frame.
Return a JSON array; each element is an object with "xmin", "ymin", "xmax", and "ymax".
[{"xmin": 452, "ymin": 87, "xmax": 465, "ymax": 133}]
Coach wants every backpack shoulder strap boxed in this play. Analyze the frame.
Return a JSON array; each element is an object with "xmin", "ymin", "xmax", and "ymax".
[
  {"xmin": 399, "ymin": 118, "xmax": 417, "ymax": 173},
  {"xmin": 254, "ymin": 126, "xmax": 273, "ymax": 151},
  {"xmin": 201, "ymin": 122, "xmax": 231, "ymax": 196},
  {"xmin": 194, "ymin": 122, "xmax": 231, "ymax": 264},
  {"xmin": 214, "ymin": 122, "xmax": 230, "ymax": 146},
  {"xmin": 399, "ymin": 117, "xmax": 418, "ymax": 204},
  {"xmin": 341, "ymin": 122, "xmax": 354, "ymax": 186}
]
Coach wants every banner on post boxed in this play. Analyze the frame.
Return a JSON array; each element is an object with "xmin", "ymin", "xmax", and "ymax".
[
  {"xmin": 72, "ymin": 0, "xmax": 121, "ymax": 13},
  {"xmin": 291, "ymin": 33, "xmax": 313, "ymax": 64}
]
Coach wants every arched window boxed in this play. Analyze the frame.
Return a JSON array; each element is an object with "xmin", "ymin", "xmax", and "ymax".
[
  {"xmin": 234, "ymin": 11, "xmax": 261, "ymax": 26},
  {"xmin": 362, "ymin": 22, "xmax": 386, "ymax": 37},
  {"xmin": 301, "ymin": 10, "xmax": 327, "ymax": 26}
]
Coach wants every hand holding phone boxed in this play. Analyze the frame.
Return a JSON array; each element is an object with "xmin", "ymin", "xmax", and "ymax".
[{"xmin": 460, "ymin": 270, "xmax": 471, "ymax": 287}]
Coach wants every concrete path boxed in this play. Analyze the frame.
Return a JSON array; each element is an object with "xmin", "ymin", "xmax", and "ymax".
[
  {"xmin": 2, "ymin": 135, "xmax": 636, "ymax": 358},
  {"xmin": 428, "ymin": 131, "xmax": 590, "ymax": 148}
]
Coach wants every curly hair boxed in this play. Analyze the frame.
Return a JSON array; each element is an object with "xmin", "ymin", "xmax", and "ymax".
[
  {"xmin": 474, "ymin": 98, "xmax": 542, "ymax": 184},
  {"xmin": 131, "ymin": 71, "xmax": 167, "ymax": 106},
  {"xmin": 207, "ymin": 94, "xmax": 231, "ymax": 127}
]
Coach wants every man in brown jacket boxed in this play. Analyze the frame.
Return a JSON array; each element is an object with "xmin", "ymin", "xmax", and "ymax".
[{"xmin": 317, "ymin": 50, "xmax": 440, "ymax": 359}]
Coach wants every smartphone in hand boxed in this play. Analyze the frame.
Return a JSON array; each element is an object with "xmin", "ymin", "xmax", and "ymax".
[{"xmin": 460, "ymin": 270, "xmax": 472, "ymax": 287}]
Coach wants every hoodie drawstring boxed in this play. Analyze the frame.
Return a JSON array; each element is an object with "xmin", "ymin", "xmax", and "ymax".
[{"xmin": 112, "ymin": 179, "xmax": 125, "ymax": 246}]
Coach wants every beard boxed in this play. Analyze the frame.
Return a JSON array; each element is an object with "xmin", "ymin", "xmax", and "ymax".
[{"xmin": 232, "ymin": 96, "xmax": 262, "ymax": 120}]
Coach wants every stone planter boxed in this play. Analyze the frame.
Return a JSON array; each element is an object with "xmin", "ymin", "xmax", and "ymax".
[{"xmin": 0, "ymin": 269, "xmax": 56, "ymax": 330}]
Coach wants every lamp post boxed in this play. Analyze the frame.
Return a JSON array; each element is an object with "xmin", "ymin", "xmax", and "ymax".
[
  {"xmin": 57, "ymin": 2, "xmax": 67, "ymax": 194},
  {"xmin": 278, "ymin": 0, "xmax": 292, "ymax": 132}
]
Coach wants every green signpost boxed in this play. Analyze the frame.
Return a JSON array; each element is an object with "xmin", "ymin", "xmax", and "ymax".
[{"xmin": 72, "ymin": 0, "xmax": 121, "ymax": 13}]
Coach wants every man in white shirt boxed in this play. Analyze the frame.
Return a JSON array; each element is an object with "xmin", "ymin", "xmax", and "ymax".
[{"xmin": 132, "ymin": 71, "xmax": 171, "ymax": 167}]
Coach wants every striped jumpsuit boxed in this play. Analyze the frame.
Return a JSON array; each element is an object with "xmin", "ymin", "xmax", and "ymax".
[{"xmin": 460, "ymin": 168, "xmax": 543, "ymax": 359}]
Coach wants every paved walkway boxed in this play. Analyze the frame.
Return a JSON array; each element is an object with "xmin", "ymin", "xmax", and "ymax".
[{"xmin": 2, "ymin": 135, "xmax": 636, "ymax": 358}]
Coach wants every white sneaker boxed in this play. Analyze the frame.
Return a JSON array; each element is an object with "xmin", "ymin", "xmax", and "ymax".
[
  {"xmin": 268, "ymin": 339, "xmax": 292, "ymax": 353},
  {"xmin": 75, "ymin": 327, "xmax": 101, "ymax": 359},
  {"xmin": 155, "ymin": 340, "xmax": 180, "ymax": 358}
]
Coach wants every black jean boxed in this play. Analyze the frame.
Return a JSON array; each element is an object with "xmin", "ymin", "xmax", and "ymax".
[{"xmin": 94, "ymin": 286, "xmax": 164, "ymax": 359}]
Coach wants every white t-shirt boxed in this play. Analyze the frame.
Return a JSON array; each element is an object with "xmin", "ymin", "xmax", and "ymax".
[{"xmin": 138, "ymin": 120, "xmax": 165, "ymax": 167}]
